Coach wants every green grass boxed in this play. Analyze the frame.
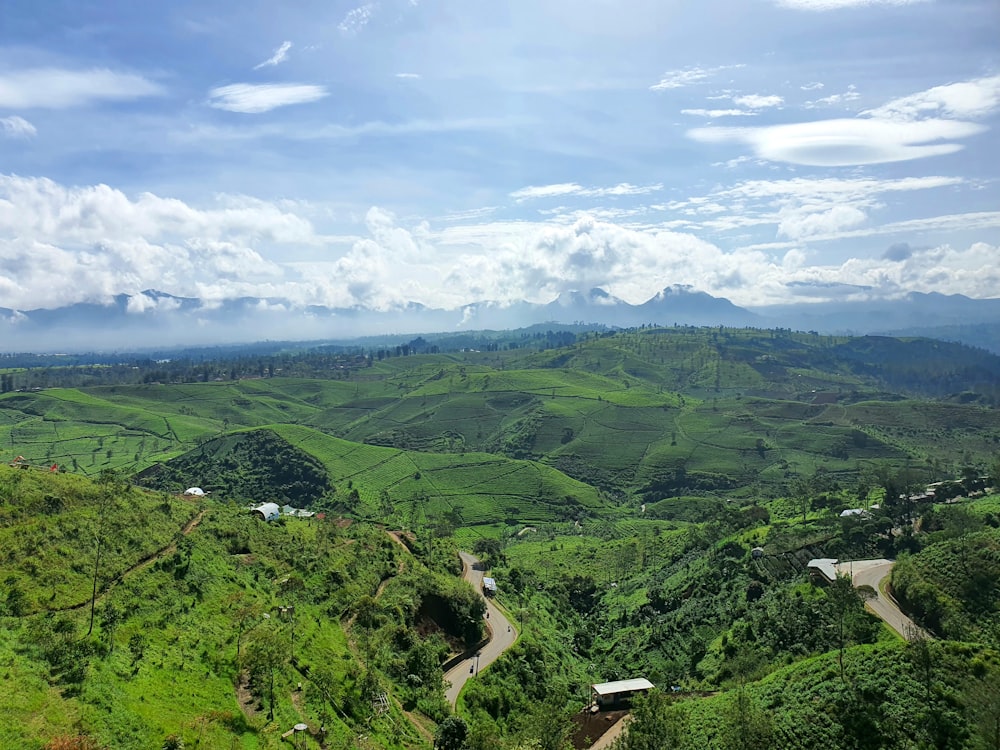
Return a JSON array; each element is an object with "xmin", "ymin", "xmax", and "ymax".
[
  {"xmin": 266, "ymin": 424, "xmax": 605, "ymax": 525},
  {"xmin": 0, "ymin": 467, "xmax": 433, "ymax": 749}
]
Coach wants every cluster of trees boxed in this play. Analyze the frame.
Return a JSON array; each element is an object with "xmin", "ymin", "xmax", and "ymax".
[{"xmin": 137, "ymin": 429, "xmax": 330, "ymax": 505}]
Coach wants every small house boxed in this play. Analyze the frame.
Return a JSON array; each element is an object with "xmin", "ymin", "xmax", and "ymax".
[
  {"xmin": 591, "ymin": 678, "xmax": 655, "ymax": 709},
  {"xmin": 807, "ymin": 557, "xmax": 839, "ymax": 583},
  {"xmin": 183, "ymin": 487, "xmax": 206, "ymax": 497},
  {"xmin": 251, "ymin": 502, "xmax": 281, "ymax": 521}
]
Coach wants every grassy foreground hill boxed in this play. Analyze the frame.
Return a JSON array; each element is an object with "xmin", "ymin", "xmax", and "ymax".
[{"xmin": 0, "ymin": 464, "xmax": 491, "ymax": 750}]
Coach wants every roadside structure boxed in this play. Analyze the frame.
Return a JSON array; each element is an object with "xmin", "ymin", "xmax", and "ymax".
[
  {"xmin": 807, "ymin": 557, "xmax": 839, "ymax": 583},
  {"xmin": 591, "ymin": 678, "xmax": 654, "ymax": 709}
]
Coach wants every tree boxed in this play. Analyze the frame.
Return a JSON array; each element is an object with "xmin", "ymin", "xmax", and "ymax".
[
  {"xmin": 434, "ymin": 716, "xmax": 468, "ymax": 750},
  {"xmin": 128, "ymin": 633, "xmax": 146, "ymax": 672},
  {"xmin": 721, "ymin": 686, "xmax": 773, "ymax": 750},
  {"xmin": 99, "ymin": 602, "xmax": 122, "ymax": 656},
  {"xmin": 244, "ymin": 627, "xmax": 286, "ymax": 721},
  {"xmin": 87, "ymin": 470, "xmax": 126, "ymax": 636},
  {"xmin": 228, "ymin": 594, "xmax": 262, "ymax": 662},
  {"xmin": 612, "ymin": 690, "xmax": 686, "ymax": 750},
  {"xmin": 965, "ymin": 671, "xmax": 1000, "ymax": 750},
  {"xmin": 473, "ymin": 537, "xmax": 503, "ymax": 567},
  {"xmin": 989, "ymin": 453, "xmax": 1000, "ymax": 488}
]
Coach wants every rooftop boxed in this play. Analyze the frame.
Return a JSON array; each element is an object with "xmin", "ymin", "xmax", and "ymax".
[
  {"xmin": 592, "ymin": 678, "xmax": 655, "ymax": 695},
  {"xmin": 807, "ymin": 558, "xmax": 839, "ymax": 582}
]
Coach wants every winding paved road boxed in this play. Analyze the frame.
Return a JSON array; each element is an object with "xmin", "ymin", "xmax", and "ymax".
[
  {"xmin": 835, "ymin": 558, "xmax": 926, "ymax": 640},
  {"xmin": 444, "ymin": 551, "xmax": 517, "ymax": 707}
]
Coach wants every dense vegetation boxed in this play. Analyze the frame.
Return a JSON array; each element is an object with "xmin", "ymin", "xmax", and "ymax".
[
  {"xmin": 136, "ymin": 429, "xmax": 331, "ymax": 506},
  {"xmin": 3, "ymin": 328, "xmax": 999, "ymax": 510},
  {"xmin": 2, "ymin": 325, "xmax": 999, "ymax": 749}
]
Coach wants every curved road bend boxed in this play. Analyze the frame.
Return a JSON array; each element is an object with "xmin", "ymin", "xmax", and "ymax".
[
  {"xmin": 835, "ymin": 559, "xmax": 927, "ymax": 641},
  {"xmin": 444, "ymin": 551, "xmax": 517, "ymax": 707}
]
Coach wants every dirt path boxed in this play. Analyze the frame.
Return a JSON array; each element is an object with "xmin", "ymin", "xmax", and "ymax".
[
  {"xmin": 338, "ymin": 529, "xmax": 436, "ymax": 745},
  {"xmin": 444, "ymin": 551, "xmax": 518, "ymax": 707},
  {"xmin": 835, "ymin": 558, "xmax": 927, "ymax": 640},
  {"xmin": 385, "ymin": 529, "xmax": 413, "ymax": 553},
  {"xmin": 587, "ymin": 714, "xmax": 630, "ymax": 750},
  {"xmin": 55, "ymin": 507, "xmax": 208, "ymax": 612}
]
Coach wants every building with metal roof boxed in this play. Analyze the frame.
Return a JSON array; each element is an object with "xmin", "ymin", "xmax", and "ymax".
[
  {"xmin": 591, "ymin": 677, "xmax": 654, "ymax": 709},
  {"xmin": 807, "ymin": 557, "xmax": 839, "ymax": 583},
  {"xmin": 251, "ymin": 502, "xmax": 281, "ymax": 521}
]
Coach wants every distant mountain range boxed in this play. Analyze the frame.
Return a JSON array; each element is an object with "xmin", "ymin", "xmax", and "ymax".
[{"xmin": 2, "ymin": 286, "xmax": 999, "ymax": 353}]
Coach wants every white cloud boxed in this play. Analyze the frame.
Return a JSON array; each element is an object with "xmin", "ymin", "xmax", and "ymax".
[
  {"xmin": 179, "ymin": 116, "xmax": 514, "ymax": 143},
  {"xmin": 740, "ymin": 211, "xmax": 1000, "ymax": 250},
  {"xmin": 395, "ymin": 73, "xmax": 422, "ymax": 80},
  {"xmin": 207, "ymin": 83, "xmax": 328, "ymax": 113},
  {"xmin": 0, "ymin": 68, "xmax": 162, "ymax": 108},
  {"xmin": 805, "ymin": 85, "xmax": 860, "ymax": 108},
  {"xmin": 756, "ymin": 240, "xmax": 1000, "ymax": 303},
  {"xmin": 694, "ymin": 75, "xmax": 999, "ymax": 166},
  {"xmin": 254, "ymin": 41, "xmax": 292, "ymax": 70},
  {"xmin": 863, "ymin": 75, "xmax": 1000, "ymax": 120},
  {"xmin": 776, "ymin": 0, "xmax": 928, "ymax": 9},
  {"xmin": 338, "ymin": 3, "xmax": 378, "ymax": 34},
  {"xmin": 689, "ymin": 117, "xmax": 985, "ymax": 166},
  {"xmin": 510, "ymin": 182, "xmax": 662, "ymax": 202},
  {"xmin": 0, "ymin": 115, "xmax": 36, "ymax": 138},
  {"xmin": 0, "ymin": 175, "xmax": 314, "ymax": 310},
  {"xmin": 777, "ymin": 203, "xmax": 867, "ymax": 238},
  {"xmin": 126, "ymin": 292, "xmax": 182, "ymax": 315},
  {"xmin": 732, "ymin": 94, "xmax": 783, "ymax": 109},
  {"xmin": 508, "ymin": 184, "xmax": 583, "ymax": 201},
  {"xmin": 1, "ymin": 171, "xmax": 997, "ymax": 312},
  {"xmin": 667, "ymin": 175, "xmax": 966, "ymax": 241},
  {"xmin": 801, "ymin": 82, "xmax": 825, "ymax": 91},
  {"xmin": 681, "ymin": 109, "xmax": 756, "ymax": 118},
  {"xmin": 649, "ymin": 64, "xmax": 744, "ymax": 91}
]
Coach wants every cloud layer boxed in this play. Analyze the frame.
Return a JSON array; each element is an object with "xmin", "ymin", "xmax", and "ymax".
[
  {"xmin": 0, "ymin": 115, "xmax": 36, "ymax": 138},
  {"xmin": 0, "ymin": 68, "xmax": 162, "ymax": 108},
  {"xmin": 689, "ymin": 75, "xmax": 998, "ymax": 166},
  {"xmin": 207, "ymin": 83, "xmax": 329, "ymax": 113},
  {"xmin": 1, "ymin": 174, "xmax": 997, "ymax": 314}
]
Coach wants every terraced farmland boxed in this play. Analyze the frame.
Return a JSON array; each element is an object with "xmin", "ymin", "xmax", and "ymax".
[{"xmin": 2, "ymin": 327, "xmax": 997, "ymax": 508}]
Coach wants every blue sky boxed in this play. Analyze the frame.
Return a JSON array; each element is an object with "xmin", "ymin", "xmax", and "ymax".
[{"xmin": 1, "ymin": 0, "xmax": 998, "ymax": 315}]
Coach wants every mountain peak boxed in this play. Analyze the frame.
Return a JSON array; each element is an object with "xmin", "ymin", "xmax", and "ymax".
[{"xmin": 550, "ymin": 288, "xmax": 621, "ymax": 307}]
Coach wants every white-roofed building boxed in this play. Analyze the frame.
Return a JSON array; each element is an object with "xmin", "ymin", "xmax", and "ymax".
[
  {"xmin": 807, "ymin": 557, "xmax": 839, "ymax": 583},
  {"xmin": 183, "ymin": 487, "xmax": 206, "ymax": 497},
  {"xmin": 591, "ymin": 677, "xmax": 655, "ymax": 709},
  {"xmin": 251, "ymin": 502, "xmax": 281, "ymax": 521}
]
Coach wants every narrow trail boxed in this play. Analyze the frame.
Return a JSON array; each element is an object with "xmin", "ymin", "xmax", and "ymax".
[
  {"xmin": 340, "ymin": 529, "xmax": 435, "ymax": 746},
  {"xmin": 444, "ymin": 551, "xmax": 517, "ymax": 707},
  {"xmin": 54, "ymin": 507, "xmax": 208, "ymax": 613}
]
